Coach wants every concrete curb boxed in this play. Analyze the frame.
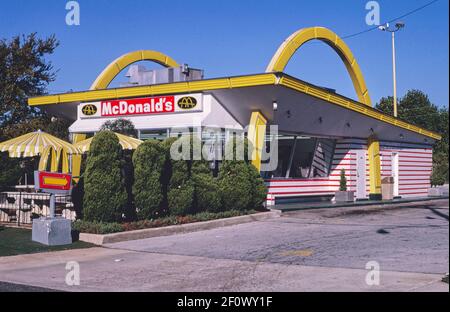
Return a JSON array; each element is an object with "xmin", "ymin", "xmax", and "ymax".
[
  {"xmin": 79, "ymin": 210, "xmax": 280, "ymax": 245},
  {"xmin": 277, "ymin": 197, "xmax": 449, "ymax": 213}
]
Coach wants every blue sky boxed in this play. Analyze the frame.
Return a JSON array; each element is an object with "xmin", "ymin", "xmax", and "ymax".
[{"xmin": 0, "ymin": 0, "xmax": 448, "ymax": 107}]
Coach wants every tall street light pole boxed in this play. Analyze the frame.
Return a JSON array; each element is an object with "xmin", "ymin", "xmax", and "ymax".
[{"xmin": 379, "ymin": 22, "xmax": 405, "ymax": 118}]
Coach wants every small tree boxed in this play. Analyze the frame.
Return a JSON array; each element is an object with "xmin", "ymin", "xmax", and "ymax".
[
  {"xmin": 100, "ymin": 118, "xmax": 138, "ymax": 138},
  {"xmin": 133, "ymin": 140, "xmax": 166, "ymax": 220},
  {"xmin": 339, "ymin": 169, "xmax": 347, "ymax": 191},
  {"xmin": 83, "ymin": 131, "xmax": 127, "ymax": 222}
]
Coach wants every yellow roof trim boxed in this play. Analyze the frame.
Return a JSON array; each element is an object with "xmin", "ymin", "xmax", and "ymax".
[
  {"xmin": 28, "ymin": 73, "xmax": 441, "ymax": 141},
  {"xmin": 277, "ymin": 76, "xmax": 441, "ymax": 141},
  {"xmin": 28, "ymin": 73, "xmax": 277, "ymax": 106}
]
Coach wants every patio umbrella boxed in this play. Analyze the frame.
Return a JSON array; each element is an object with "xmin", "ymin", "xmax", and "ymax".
[
  {"xmin": 0, "ymin": 130, "xmax": 81, "ymax": 174},
  {"xmin": 74, "ymin": 132, "xmax": 143, "ymax": 153},
  {"xmin": 0, "ymin": 130, "xmax": 80, "ymax": 158}
]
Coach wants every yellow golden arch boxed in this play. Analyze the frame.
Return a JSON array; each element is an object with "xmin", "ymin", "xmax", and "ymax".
[
  {"xmin": 90, "ymin": 50, "xmax": 180, "ymax": 90},
  {"xmin": 266, "ymin": 26, "xmax": 372, "ymax": 106}
]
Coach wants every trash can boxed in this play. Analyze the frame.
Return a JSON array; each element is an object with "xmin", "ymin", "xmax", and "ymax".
[{"xmin": 381, "ymin": 177, "xmax": 394, "ymax": 200}]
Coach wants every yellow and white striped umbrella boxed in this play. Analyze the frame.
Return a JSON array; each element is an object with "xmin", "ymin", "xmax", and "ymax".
[
  {"xmin": 0, "ymin": 130, "xmax": 80, "ymax": 158},
  {"xmin": 74, "ymin": 132, "xmax": 143, "ymax": 153}
]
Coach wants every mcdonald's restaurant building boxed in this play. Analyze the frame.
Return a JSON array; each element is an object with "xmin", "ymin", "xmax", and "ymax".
[{"xmin": 28, "ymin": 27, "xmax": 441, "ymax": 205}]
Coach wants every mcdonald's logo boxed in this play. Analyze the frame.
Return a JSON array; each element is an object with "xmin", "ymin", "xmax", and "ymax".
[
  {"xmin": 177, "ymin": 96, "xmax": 197, "ymax": 110},
  {"xmin": 82, "ymin": 104, "xmax": 98, "ymax": 116}
]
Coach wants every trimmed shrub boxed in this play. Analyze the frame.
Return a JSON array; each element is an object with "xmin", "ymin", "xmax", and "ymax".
[
  {"xmin": 218, "ymin": 160, "xmax": 253, "ymax": 211},
  {"xmin": 192, "ymin": 172, "xmax": 222, "ymax": 213},
  {"xmin": 132, "ymin": 140, "xmax": 166, "ymax": 220},
  {"xmin": 247, "ymin": 163, "xmax": 267, "ymax": 209},
  {"xmin": 166, "ymin": 135, "xmax": 194, "ymax": 215},
  {"xmin": 167, "ymin": 180, "xmax": 195, "ymax": 216},
  {"xmin": 83, "ymin": 131, "xmax": 127, "ymax": 222},
  {"xmin": 339, "ymin": 169, "xmax": 347, "ymax": 191},
  {"xmin": 219, "ymin": 136, "xmax": 267, "ymax": 211}
]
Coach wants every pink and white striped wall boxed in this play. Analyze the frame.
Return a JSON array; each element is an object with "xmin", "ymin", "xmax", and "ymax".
[{"xmin": 265, "ymin": 139, "xmax": 433, "ymax": 205}]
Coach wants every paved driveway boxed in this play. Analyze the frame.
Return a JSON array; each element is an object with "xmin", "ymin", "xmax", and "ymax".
[
  {"xmin": 107, "ymin": 200, "xmax": 449, "ymax": 274},
  {"xmin": 0, "ymin": 199, "xmax": 448, "ymax": 291}
]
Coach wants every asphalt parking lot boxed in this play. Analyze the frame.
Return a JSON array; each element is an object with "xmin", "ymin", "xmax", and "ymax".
[
  {"xmin": 0, "ymin": 199, "xmax": 448, "ymax": 291},
  {"xmin": 107, "ymin": 199, "xmax": 449, "ymax": 274}
]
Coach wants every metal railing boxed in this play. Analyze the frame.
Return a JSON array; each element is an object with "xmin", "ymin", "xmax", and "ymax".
[{"xmin": 0, "ymin": 190, "xmax": 74, "ymax": 226}]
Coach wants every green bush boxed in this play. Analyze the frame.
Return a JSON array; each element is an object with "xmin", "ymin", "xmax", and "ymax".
[
  {"xmin": 218, "ymin": 136, "xmax": 267, "ymax": 211},
  {"xmin": 339, "ymin": 169, "xmax": 347, "ymax": 191},
  {"xmin": 431, "ymin": 152, "xmax": 449, "ymax": 186},
  {"xmin": 133, "ymin": 140, "xmax": 166, "ymax": 220},
  {"xmin": 166, "ymin": 135, "xmax": 194, "ymax": 215},
  {"xmin": 218, "ymin": 160, "xmax": 253, "ymax": 211},
  {"xmin": 72, "ymin": 220, "xmax": 123, "ymax": 234},
  {"xmin": 247, "ymin": 164, "xmax": 267, "ymax": 209},
  {"xmin": 83, "ymin": 131, "xmax": 127, "ymax": 222},
  {"xmin": 72, "ymin": 209, "xmax": 258, "ymax": 234},
  {"xmin": 0, "ymin": 153, "xmax": 21, "ymax": 191},
  {"xmin": 192, "ymin": 173, "xmax": 222, "ymax": 212}
]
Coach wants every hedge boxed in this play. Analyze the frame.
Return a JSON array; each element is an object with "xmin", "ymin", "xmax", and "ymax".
[{"xmin": 73, "ymin": 209, "xmax": 258, "ymax": 234}]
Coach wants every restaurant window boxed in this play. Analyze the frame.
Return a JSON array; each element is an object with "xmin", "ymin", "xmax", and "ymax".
[{"xmin": 261, "ymin": 134, "xmax": 335, "ymax": 179}]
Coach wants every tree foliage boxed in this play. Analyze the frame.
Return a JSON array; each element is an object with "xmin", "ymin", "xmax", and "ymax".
[
  {"xmin": 376, "ymin": 90, "xmax": 449, "ymax": 185},
  {"xmin": 83, "ymin": 131, "xmax": 127, "ymax": 222},
  {"xmin": 0, "ymin": 33, "xmax": 59, "ymax": 128},
  {"xmin": 0, "ymin": 33, "xmax": 71, "ymax": 188},
  {"xmin": 100, "ymin": 118, "xmax": 138, "ymax": 138}
]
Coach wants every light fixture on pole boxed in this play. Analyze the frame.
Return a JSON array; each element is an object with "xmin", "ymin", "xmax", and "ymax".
[{"xmin": 378, "ymin": 22, "xmax": 405, "ymax": 118}]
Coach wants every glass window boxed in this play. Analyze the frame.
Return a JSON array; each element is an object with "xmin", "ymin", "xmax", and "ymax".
[
  {"xmin": 289, "ymin": 137, "xmax": 317, "ymax": 178},
  {"xmin": 261, "ymin": 133, "xmax": 335, "ymax": 179},
  {"xmin": 139, "ymin": 129, "xmax": 168, "ymax": 141}
]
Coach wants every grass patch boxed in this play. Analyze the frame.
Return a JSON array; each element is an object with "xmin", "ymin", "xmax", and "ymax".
[
  {"xmin": 73, "ymin": 209, "xmax": 263, "ymax": 234},
  {"xmin": 0, "ymin": 225, "xmax": 94, "ymax": 257}
]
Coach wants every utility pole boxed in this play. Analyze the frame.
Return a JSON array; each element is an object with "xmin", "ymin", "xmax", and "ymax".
[{"xmin": 379, "ymin": 22, "xmax": 405, "ymax": 118}]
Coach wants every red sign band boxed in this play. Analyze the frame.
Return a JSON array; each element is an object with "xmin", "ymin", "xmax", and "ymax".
[{"xmin": 101, "ymin": 96, "xmax": 175, "ymax": 117}]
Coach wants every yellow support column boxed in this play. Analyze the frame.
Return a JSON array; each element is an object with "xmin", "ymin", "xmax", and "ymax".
[
  {"xmin": 71, "ymin": 133, "xmax": 86, "ymax": 182},
  {"xmin": 368, "ymin": 135, "xmax": 382, "ymax": 200},
  {"xmin": 248, "ymin": 111, "xmax": 267, "ymax": 171}
]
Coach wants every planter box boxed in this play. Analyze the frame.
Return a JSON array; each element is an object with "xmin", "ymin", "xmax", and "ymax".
[{"xmin": 335, "ymin": 191, "xmax": 355, "ymax": 203}]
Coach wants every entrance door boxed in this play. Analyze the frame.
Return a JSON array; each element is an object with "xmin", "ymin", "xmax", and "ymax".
[
  {"xmin": 392, "ymin": 152, "xmax": 399, "ymax": 197},
  {"xmin": 355, "ymin": 150, "xmax": 367, "ymax": 199}
]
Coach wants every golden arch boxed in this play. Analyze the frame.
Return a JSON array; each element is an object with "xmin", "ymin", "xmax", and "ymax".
[
  {"xmin": 38, "ymin": 146, "xmax": 70, "ymax": 173},
  {"xmin": 90, "ymin": 50, "xmax": 180, "ymax": 90},
  {"xmin": 266, "ymin": 27, "xmax": 372, "ymax": 106}
]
